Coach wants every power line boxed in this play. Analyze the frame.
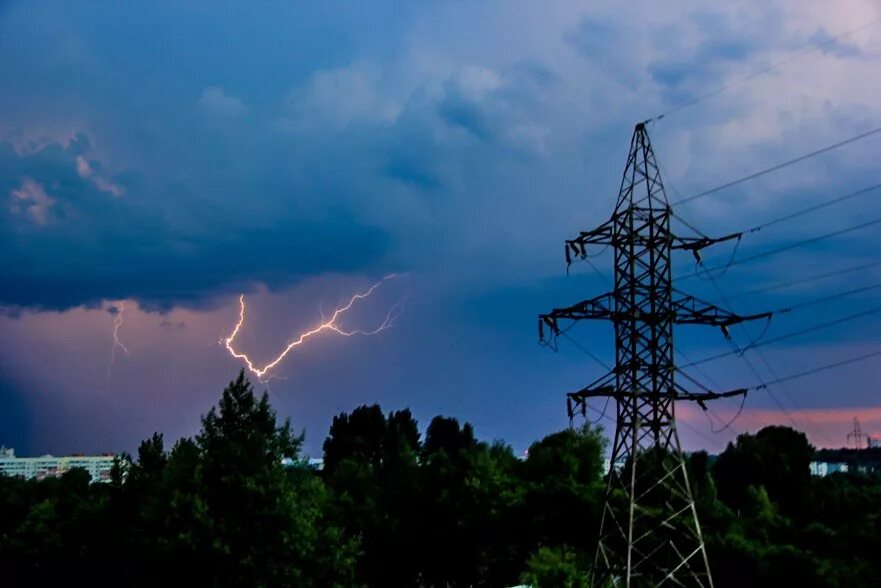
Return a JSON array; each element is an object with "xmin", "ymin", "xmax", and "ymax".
[
  {"xmin": 673, "ymin": 177, "xmax": 862, "ymax": 445},
  {"xmin": 775, "ymin": 282, "xmax": 881, "ymax": 315},
  {"xmin": 556, "ymin": 322, "xmax": 742, "ymax": 444},
  {"xmin": 585, "ymin": 257, "xmax": 613, "ymax": 286},
  {"xmin": 673, "ymin": 352, "xmax": 746, "ymax": 419},
  {"xmin": 649, "ymin": 17, "xmax": 881, "ymax": 123},
  {"xmin": 726, "ymin": 309, "xmax": 837, "ymax": 446},
  {"xmin": 673, "ymin": 125, "xmax": 881, "ymax": 206},
  {"xmin": 753, "ymin": 348, "xmax": 881, "ymax": 390},
  {"xmin": 676, "ymin": 208, "xmax": 839, "ymax": 444},
  {"xmin": 675, "ymin": 345, "xmax": 752, "ymax": 422},
  {"xmin": 672, "ymin": 182, "xmax": 881, "ymax": 251},
  {"xmin": 707, "ymin": 405, "xmax": 744, "ymax": 435},
  {"xmin": 663, "ymin": 150, "xmax": 817, "ymax": 436},
  {"xmin": 677, "ymin": 215, "xmax": 881, "ymax": 282},
  {"xmin": 555, "ymin": 334, "xmax": 724, "ymax": 448},
  {"xmin": 703, "ymin": 274, "xmax": 814, "ymax": 437},
  {"xmin": 552, "ymin": 327, "xmax": 727, "ymax": 448},
  {"xmin": 728, "ymin": 259, "xmax": 881, "ymax": 299},
  {"xmin": 733, "ymin": 216, "xmax": 881, "ymax": 267},
  {"xmin": 683, "ymin": 304, "xmax": 881, "ymax": 368},
  {"xmin": 586, "ymin": 396, "xmax": 722, "ymax": 449},
  {"xmin": 563, "ymin": 315, "xmax": 833, "ymax": 437},
  {"xmin": 675, "ymin": 365, "xmax": 745, "ymax": 434},
  {"xmin": 713, "ymin": 280, "xmax": 881, "ymax": 318},
  {"xmin": 745, "ymin": 182, "xmax": 881, "ymax": 235},
  {"xmin": 559, "ymin": 330, "xmax": 611, "ymax": 371}
]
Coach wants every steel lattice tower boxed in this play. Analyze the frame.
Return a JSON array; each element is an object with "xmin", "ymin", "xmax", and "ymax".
[
  {"xmin": 848, "ymin": 417, "xmax": 868, "ymax": 449},
  {"xmin": 539, "ymin": 122, "xmax": 769, "ymax": 587}
]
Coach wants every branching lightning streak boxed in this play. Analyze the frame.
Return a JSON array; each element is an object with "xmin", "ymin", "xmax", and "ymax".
[
  {"xmin": 223, "ymin": 274, "xmax": 403, "ymax": 380},
  {"xmin": 110, "ymin": 302, "xmax": 130, "ymax": 365}
]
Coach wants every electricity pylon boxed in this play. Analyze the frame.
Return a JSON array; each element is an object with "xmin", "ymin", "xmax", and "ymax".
[
  {"xmin": 848, "ymin": 417, "xmax": 868, "ymax": 449},
  {"xmin": 539, "ymin": 122, "xmax": 770, "ymax": 587}
]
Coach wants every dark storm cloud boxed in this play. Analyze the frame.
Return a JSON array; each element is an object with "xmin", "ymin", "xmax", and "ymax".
[
  {"xmin": 565, "ymin": 19, "xmax": 621, "ymax": 60},
  {"xmin": 438, "ymin": 92, "xmax": 494, "ymax": 141},
  {"xmin": 0, "ymin": 50, "xmax": 544, "ymax": 314},
  {"xmin": 3, "ymin": 0, "xmax": 881, "ymax": 458},
  {"xmin": 0, "ymin": 135, "xmax": 390, "ymax": 312},
  {"xmin": 383, "ymin": 67, "xmax": 538, "ymax": 189},
  {"xmin": 0, "ymin": 1, "xmax": 427, "ymax": 313},
  {"xmin": 808, "ymin": 29, "xmax": 864, "ymax": 59},
  {"xmin": 1, "ymin": 2, "xmax": 876, "ymax": 321},
  {"xmin": 646, "ymin": 11, "xmax": 767, "ymax": 91}
]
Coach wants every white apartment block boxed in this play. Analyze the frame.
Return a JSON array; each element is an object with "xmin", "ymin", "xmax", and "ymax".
[
  {"xmin": 809, "ymin": 460, "xmax": 849, "ymax": 477},
  {"xmin": 0, "ymin": 447, "xmax": 116, "ymax": 483}
]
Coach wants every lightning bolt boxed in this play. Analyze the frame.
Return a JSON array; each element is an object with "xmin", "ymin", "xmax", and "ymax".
[
  {"xmin": 106, "ymin": 301, "xmax": 131, "ymax": 387},
  {"xmin": 223, "ymin": 274, "xmax": 404, "ymax": 380},
  {"xmin": 110, "ymin": 302, "xmax": 130, "ymax": 365}
]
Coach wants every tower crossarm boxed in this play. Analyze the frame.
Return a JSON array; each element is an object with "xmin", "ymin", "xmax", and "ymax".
[
  {"xmin": 538, "ymin": 291, "xmax": 616, "ymax": 340},
  {"xmin": 569, "ymin": 381, "xmax": 747, "ymax": 404},
  {"xmin": 671, "ymin": 231, "xmax": 742, "ymax": 263},
  {"xmin": 566, "ymin": 375, "xmax": 747, "ymax": 418},
  {"xmin": 673, "ymin": 381, "xmax": 749, "ymax": 409},
  {"xmin": 565, "ymin": 371, "xmax": 617, "ymax": 420},
  {"xmin": 565, "ymin": 224, "xmax": 741, "ymax": 267},
  {"xmin": 672, "ymin": 290, "xmax": 772, "ymax": 337},
  {"xmin": 565, "ymin": 218, "xmax": 615, "ymax": 266}
]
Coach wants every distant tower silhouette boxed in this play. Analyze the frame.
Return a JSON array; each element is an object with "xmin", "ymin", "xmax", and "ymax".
[
  {"xmin": 539, "ymin": 122, "xmax": 770, "ymax": 586},
  {"xmin": 848, "ymin": 417, "xmax": 868, "ymax": 449}
]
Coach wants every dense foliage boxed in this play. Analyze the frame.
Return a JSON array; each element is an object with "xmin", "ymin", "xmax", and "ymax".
[{"xmin": 1, "ymin": 371, "xmax": 880, "ymax": 587}]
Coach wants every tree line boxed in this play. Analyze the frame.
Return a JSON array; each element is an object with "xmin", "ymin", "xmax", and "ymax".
[{"xmin": 1, "ymin": 370, "xmax": 880, "ymax": 587}]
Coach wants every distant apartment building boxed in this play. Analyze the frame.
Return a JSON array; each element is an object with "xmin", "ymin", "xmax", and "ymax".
[
  {"xmin": 281, "ymin": 456, "xmax": 325, "ymax": 470},
  {"xmin": 810, "ymin": 460, "xmax": 849, "ymax": 477},
  {"xmin": 0, "ymin": 447, "xmax": 116, "ymax": 483}
]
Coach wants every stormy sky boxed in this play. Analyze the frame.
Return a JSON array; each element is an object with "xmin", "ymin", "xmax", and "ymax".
[{"xmin": 2, "ymin": 0, "xmax": 881, "ymax": 457}]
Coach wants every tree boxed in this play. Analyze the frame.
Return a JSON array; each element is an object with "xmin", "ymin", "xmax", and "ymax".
[
  {"xmin": 713, "ymin": 426, "xmax": 813, "ymax": 518},
  {"xmin": 519, "ymin": 424, "xmax": 606, "ymax": 553},
  {"xmin": 195, "ymin": 370, "xmax": 356, "ymax": 587},
  {"xmin": 422, "ymin": 415, "xmax": 478, "ymax": 461},
  {"xmin": 521, "ymin": 545, "xmax": 590, "ymax": 588},
  {"xmin": 417, "ymin": 416, "xmax": 523, "ymax": 587},
  {"xmin": 322, "ymin": 404, "xmax": 420, "ymax": 475},
  {"xmin": 323, "ymin": 405, "xmax": 423, "ymax": 586}
]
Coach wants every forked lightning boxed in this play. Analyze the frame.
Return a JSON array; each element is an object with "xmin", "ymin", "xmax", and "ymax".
[{"xmin": 223, "ymin": 275, "xmax": 403, "ymax": 380}]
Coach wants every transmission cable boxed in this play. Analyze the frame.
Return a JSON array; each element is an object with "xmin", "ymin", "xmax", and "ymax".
[
  {"xmin": 751, "ymin": 349, "xmax": 881, "ymax": 390},
  {"xmin": 559, "ymin": 330, "xmax": 612, "ymax": 373},
  {"xmin": 677, "ymin": 215, "xmax": 881, "ymax": 283},
  {"xmin": 682, "ymin": 304, "xmax": 881, "ymax": 368},
  {"xmin": 675, "ymin": 362, "xmax": 746, "ymax": 434},
  {"xmin": 670, "ymin": 167, "xmax": 855, "ymax": 444},
  {"xmin": 705, "ymin": 404, "xmax": 745, "ymax": 436},
  {"xmin": 672, "ymin": 125, "xmax": 881, "ymax": 206},
  {"xmin": 649, "ymin": 17, "xmax": 881, "ymax": 123},
  {"xmin": 663, "ymin": 157, "xmax": 813, "ymax": 436},
  {"xmin": 665, "ymin": 139, "xmax": 856, "ymax": 444},
  {"xmin": 664, "ymin": 149, "xmax": 806, "ymax": 433},
  {"xmin": 675, "ymin": 346, "xmax": 748, "ymax": 431},
  {"xmin": 728, "ymin": 259, "xmax": 881, "ymax": 299},
  {"xmin": 552, "ymin": 331, "xmax": 722, "ymax": 447},
  {"xmin": 705, "ymin": 267, "xmax": 837, "ymax": 444},
  {"xmin": 676, "ymin": 182, "xmax": 881, "ymax": 285},
  {"xmin": 774, "ymin": 282, "xmax": 881, "ymax": 315},
  {"xmin": 744, "ymin": 182, "xmax": 881, "ymax": 235},
  {"xmin": 585, "ymin": 387, "xmax": 720, "ymax": 450}
]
